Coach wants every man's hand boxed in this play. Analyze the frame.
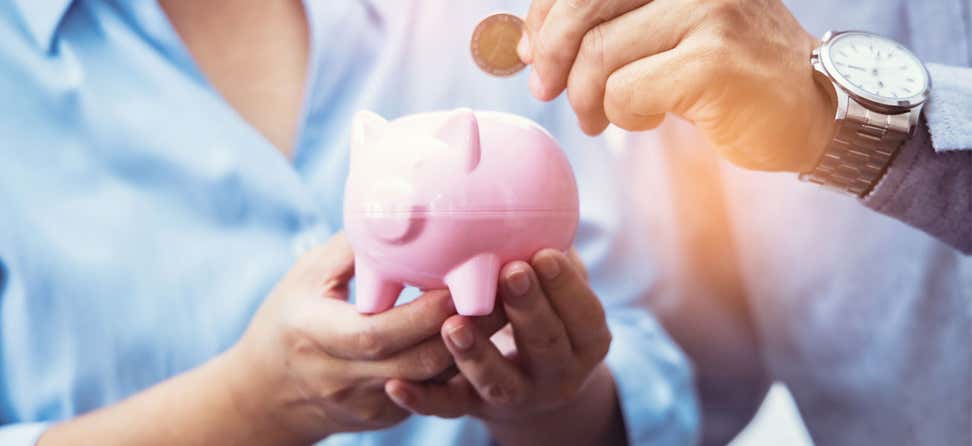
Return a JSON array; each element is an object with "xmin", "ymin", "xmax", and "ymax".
[
  {"xmin": 226, "ymin": 233, "xmax": 505, "ymax": 444},
  {"xmin": 383, "ymin": 249, "xmax": 625, "ymax": 446},
  {"xmin": 520, "ymin": 0, "xmax": 835, "ymax": 172}
]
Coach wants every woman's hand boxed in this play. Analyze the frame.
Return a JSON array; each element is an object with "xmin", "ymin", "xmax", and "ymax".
[
  {"xmin": 383, "ymin": 249, "xmax": 625, "ymax": 446},
  {"xmin": 225, "ymin": 233, "xmax": 506, "ymax": 444},
  {"xmin": 39, "ymin": 233, "xmax": 504, "ymax": 446},
  {"xmin": 520, "ymin": 0, "xmax": 834, "ymax": 172}
]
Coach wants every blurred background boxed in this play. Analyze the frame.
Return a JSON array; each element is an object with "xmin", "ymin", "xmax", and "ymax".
[{"xmin": 621, "ymin": 118, "xmax": 817, "ymax": 445}]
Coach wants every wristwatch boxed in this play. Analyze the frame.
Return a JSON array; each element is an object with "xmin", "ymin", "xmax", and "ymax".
[{"xmin": 801, "ymin": 30, "xmax": 931, "ymax": 197}]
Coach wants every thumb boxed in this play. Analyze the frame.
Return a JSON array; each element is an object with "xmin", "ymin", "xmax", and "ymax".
[{"xmin": 292, "ymin": 232, "xmax": 356, "ymax": 298}]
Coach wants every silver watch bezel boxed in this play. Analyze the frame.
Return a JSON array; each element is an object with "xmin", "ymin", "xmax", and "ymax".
[{"xmin": 816, "ymin": 30, "xmax": 931, "ymax": 113}]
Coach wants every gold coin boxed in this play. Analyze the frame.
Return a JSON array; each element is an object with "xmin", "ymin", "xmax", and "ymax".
[{"xmin": 470, "ymin": 13, "xmax": 526, "ymax": 77}]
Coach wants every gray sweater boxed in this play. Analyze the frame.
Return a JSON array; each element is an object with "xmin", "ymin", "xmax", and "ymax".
[{"xmin": 865, "ymin": 63, "xmax": 972, "ymax": 254}]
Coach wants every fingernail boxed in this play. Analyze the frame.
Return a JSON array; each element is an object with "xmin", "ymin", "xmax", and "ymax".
[
  {"xmin": 388, "ymin": 385, "xmax": 413, "ymax": 406},
  {"xmin": 505, "ymin": 269, "xmax": 530, "ymax": 297},
  {"xmin": 528, "ymin": 70, "xmax": 547, "ymax": 100},
  {"xmin": 517, "ymin": 33, "xmax": 531, "ymax": 63},
  {"xmin": 446, "ymin": 324, "xmax": 474, "ymax": 350},
  {"xmin": 534, "ymin": 256, "xmax": 561, "ymax": 280}
]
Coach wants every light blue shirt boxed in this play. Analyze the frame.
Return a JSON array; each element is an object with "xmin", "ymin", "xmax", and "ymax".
[{"xmin": 0, "ymin": 1, "xmax": 698, "ymax": 445}]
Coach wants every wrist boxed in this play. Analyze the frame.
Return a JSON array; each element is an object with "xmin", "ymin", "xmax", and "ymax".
[
  {"xmin": 217, "ymin": 344, "xmax": 323, "ymax": 446},
  {"xmin": 486, "ymin": 364, "xmax": 625, "ymax": 446},
  {"xmin": 802, "ymin": 69, "xmax": 839, "ymax": 173},
  {"xmin": 36, "ymin": 345, "xmax": 315, "ymax": 446}
]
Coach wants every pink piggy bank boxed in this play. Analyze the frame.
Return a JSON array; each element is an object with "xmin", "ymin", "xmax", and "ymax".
[{"xmin": 343, "ymin": 108, "xmax": 579, "ymax": 316}]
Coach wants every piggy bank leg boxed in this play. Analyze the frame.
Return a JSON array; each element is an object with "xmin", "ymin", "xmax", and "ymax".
[
  {"xmin": 444, "ymin": 253, "xmax": 501, "ymax": 316},
  {"xmin": 354, "ymin": 259, "xmax": 403, "ymax": 314}
]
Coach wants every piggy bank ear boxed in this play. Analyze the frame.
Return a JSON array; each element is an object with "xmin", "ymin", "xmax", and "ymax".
[
  {"xmin": 435, "ymin": 108, "xmax": 481, "ymax": 172},
  {"xmin": 350, "ymin": 110, "xmax": 388, "ymax": 167}
]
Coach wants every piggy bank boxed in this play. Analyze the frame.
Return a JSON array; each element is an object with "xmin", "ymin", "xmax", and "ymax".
[{"xmin": 343, "ymin": 108, "xmax": 579, "ymax": 316}]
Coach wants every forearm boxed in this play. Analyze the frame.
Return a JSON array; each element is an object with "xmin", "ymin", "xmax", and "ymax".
[
  {"xmin": 37, "ymin": 348, "xmax": 304, "ymax": 446},
  {"xmin": 486, "ymin": 364, "xmax": 626, "ymax": 446}
]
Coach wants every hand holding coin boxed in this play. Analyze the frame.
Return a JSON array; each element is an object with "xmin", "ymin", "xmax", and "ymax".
[{"xmin": 511, "ymin": 0, "xmax": 835, "ymax": 176}]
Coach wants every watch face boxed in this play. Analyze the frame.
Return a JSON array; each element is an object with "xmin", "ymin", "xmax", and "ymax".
[{"xmin": 823, "ymin": 32, "xmax": 930, "ymax": 108}]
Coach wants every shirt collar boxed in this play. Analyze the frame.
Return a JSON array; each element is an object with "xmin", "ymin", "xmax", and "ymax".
[{"xmin": 13, "ymin": 0, "xmax": 76, "ymax": 52}]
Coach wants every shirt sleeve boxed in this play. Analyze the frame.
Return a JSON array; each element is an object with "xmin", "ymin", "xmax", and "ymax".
[
  {"xmin": 0, "ymin": 241, "xmax": 51, "ymax": 446},
  {"xmin": 864, "ymin": 63, "xmax": 972, "ymax": 254},
  {"xmin": 605, "ymin": 310, "xmax": 700, "ymax": 446},
  {"xmin": 0, "ymin": 423, "xmax": 49, "ymax": 446}
]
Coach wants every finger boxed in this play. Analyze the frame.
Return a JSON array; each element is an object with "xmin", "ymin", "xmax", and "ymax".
[
  {"xmin": 342, "ymin": 298, "xmax": 510, "ymax": 380},
  {"xmin": 498, "ymin": 261, "xmax": 572, "ymax": 378},
  {"xmin": 360, "ymin": 336, "xmax": 454, "ymax": 381},
  {"xmin": 531, "ymin": 0, "xmax": 648, "ymax": 100},
  {"xmin": 385, "ymin": 376, "xmax": 479, "ymax": 418},
  {"xmin": 604, "ymin": 45, "xmax": 702, "ymax": 131},
  {"xmin": 423, "ymin": 364, "xmax": 460, "ymax": 385},
  {"xmin": 442, "ymin": 315, "xmax": 529, "ymax": 407},
  {"xmin": 316, "ymin": 289, "xmax": 457, "ymax": 360},
  {"xmin": 566, "ymin": 0, "xmax": 698, "ymax": 134},
  {"xmin": 352, "ymin": 392, "xmax": 411, "ymax": 429},
  {"xmin": 530, "ymin": 250, "xmax": 612, "ymax": 363},
  {"xmin": 471, "ymin": 302, "xmax": 510, "ymax": 335},
  {"xmin": 521, "ymin": 0, "xmax": 557, "ymax": 63},
  {"xmin": 423, "ymin": 307, "xmax": 510, "ymax": 384},
  {"xmin": 566, "ymin": 248, "xmax": 588, "ymax": 281}
]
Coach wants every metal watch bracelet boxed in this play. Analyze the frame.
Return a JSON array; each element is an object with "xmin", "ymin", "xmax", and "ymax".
[{"xmin": 799, "ymin": 99, "xmax": 912, "ymax": 197}]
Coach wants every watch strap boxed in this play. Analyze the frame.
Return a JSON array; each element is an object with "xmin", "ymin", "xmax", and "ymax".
[{"xmin": 800, "ymin": 98, "xmax": 912, "ymax": 197}]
